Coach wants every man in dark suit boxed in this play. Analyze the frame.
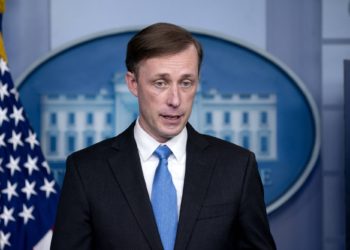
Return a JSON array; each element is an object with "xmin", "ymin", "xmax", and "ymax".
[{"xmin": 51, "ymin": 23, "xmax": 276, "ymax": 250}]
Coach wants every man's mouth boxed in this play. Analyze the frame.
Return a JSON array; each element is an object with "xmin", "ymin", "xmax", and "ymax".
[{"xmin": 161, "ymin": 114, "xmax": 182, "ymax": 120}]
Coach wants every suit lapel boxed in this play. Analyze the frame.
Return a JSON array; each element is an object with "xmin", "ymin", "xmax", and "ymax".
[
  {"xmin": 108, "ymin": 124, "xmax": 163, "ymax": 250},
  {"xmin": 175, "ymin": 125, "xmax": 218, "ymax": 250}
]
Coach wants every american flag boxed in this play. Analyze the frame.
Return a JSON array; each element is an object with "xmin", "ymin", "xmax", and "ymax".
[{"xmin": 0, "ymin": 1, "xmax": 60, "ymax": 249}]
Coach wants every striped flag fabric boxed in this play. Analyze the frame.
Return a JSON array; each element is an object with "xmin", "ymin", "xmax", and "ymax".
[{"xmin": 0, "ymin": 1, "xmax": 60, "ymax": 249}]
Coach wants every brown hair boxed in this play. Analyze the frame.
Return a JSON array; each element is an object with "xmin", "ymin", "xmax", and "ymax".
[{"xmin": 125, "ymin": 23, "xmax": 203, "ymax": 75}]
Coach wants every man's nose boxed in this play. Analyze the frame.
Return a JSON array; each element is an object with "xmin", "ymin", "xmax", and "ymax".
[{"xmin": 167, "ymin": 85, "xmax": 180, "ymax": 107}]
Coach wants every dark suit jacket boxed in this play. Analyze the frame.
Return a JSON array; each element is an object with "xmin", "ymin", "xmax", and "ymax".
[{"xmin": 51, "ymin": 123, "xmax": 276, "ymax": 250}]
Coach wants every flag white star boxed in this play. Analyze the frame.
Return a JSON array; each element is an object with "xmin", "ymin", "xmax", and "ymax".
[
  {"xmin": 1, "ymin": 181, "xmax": 19, "ymax": 201},
  {"xmin": 42, "ymin": 161, "xmax": 51, "ymax": 174},
  {"xmin": 9, "ymin": 106, "xmax": 25, "ymax": 126},
  {"xmin": 10, "ymin": 87, "xmax": 19, "ymax": 101},
  {"xmin": 6, "ymin": 156, "xmax": 21, "ymax": 176},
  {"xmin": 0, "ymin": 133, "xmax": 5, "ymax": 147},
  {"xmin": 25, "ymin": 130, "xmax": 39, "ymax": 150},
  {"xmin": 0, "ymin": 206, "xmax": 16, "ymax": 226},
  {"xmin": 0, "ymin": 107, "xmax": 9, "ymax": 126},
  {"xmin": 0, "ymin": 82, "xmax": 9, "ymax": 101},
  {"xmin": 18, "ymin": 204, "xmax": 35, "ymax": 225},
  {"xmin": 7, "ymin": 130, "xmax": 23, "ymax": 151},
  {"xmin": 0, "ymin": 58, "xmax": 9, "ymax": 75},
  {"xmin": 24, "ymin": 155, "xmax": 39, "ymax": 176},
  {"xmin": 40, "ymin": 178, "xmax": 57, "ymax": 198},
  {"xmin": 0, "ymin": 230, "xmax": 11, "ymax": 249},
  {"xmin": 21, "ymin": 180, "xmax": 37, "ymax": 200}
]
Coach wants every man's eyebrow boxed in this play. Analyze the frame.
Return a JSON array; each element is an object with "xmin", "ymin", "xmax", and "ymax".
[
  {"xmin": 151, "ymin": 73, "xmax": 197, "ymax": 79},
  {"xmin": 180, "ymin": 74, "xmax": 196, "ymax": 79},
  {"xmin": 153, "ymin": 73, "xmax": 170, "ymax": 78}
]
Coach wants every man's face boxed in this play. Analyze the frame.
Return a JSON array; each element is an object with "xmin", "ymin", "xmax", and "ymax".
[{"xmin": 126, "ymin": 45, "xmax": 199, "ymax": 143}]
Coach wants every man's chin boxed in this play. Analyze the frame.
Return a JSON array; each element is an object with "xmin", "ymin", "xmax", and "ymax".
[{"xmin": 160, "ymin": 126, "xmax": 184, "ymax": 139}]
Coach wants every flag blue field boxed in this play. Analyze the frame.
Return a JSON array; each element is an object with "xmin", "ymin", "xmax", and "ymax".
[{"xmin": 0, "ymin": 1, "xmax": 60, "ymax": 249}]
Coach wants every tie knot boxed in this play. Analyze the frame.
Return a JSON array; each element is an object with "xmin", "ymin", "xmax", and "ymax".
[{"xmin": 154, "ymin": 145, "xmax": 172, "ymax": 160}]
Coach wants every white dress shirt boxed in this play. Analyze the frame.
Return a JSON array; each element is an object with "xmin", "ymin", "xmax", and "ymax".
[{"xmin": 134, "ymin": 119, "xmax": 187, "ymax": 215}]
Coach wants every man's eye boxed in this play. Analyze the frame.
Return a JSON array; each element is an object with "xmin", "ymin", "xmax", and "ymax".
[
  {"xmin": 180, "ymin": 81, "xmax": 193, "ymax": 88},
  {"xmin": 154, "ymin": 81, "xmax": 167, "ymax": 88}
]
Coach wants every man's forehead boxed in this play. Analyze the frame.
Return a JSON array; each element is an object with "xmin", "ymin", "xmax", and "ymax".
[{"xmin": 133, "ymin": 50, "xmax": 200, "ymax": 77}]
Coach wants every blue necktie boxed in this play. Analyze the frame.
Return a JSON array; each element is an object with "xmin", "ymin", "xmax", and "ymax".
[{"xmin": 151, "ymin": 145, "xmax": 178, "ymax": 250}]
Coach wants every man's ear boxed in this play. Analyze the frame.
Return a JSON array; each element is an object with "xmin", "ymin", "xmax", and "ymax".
[{"xmin": 125, "ymin": 71, "xmax": 138, "ymax": 97}]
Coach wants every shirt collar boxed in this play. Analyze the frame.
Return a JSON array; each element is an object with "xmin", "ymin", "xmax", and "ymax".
[{"xmin": 134, "ymin": 118, "xmax": 187, "ymax": 161}]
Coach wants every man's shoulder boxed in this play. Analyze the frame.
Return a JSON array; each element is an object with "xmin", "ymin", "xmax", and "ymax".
[
  {"xmin": 68, "ymin": 124, "xmax": 134, "ymax": 163},
  {"xmin": 189, "ymin": 131, "xmax": 257, "ymax": 178},
  {"xmin": 200, "ymin": 133, "xmax": 252, "ymax": 157},
  {"xmin": 187, "ymin": 124, "xmax": 252, "ymax": 157},
  {"xmin": 68, "ymin": 136, "xmax": 116, "ymax": 163}
]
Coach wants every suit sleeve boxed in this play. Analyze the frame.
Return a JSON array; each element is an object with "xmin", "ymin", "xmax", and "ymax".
[
  {"xmin": 236, "ymin": 152, "xmax": 276, "ymax": 250},
  {"xmin": 51, "ymin": 154, "xmax": 93, "ymax": 250}
]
